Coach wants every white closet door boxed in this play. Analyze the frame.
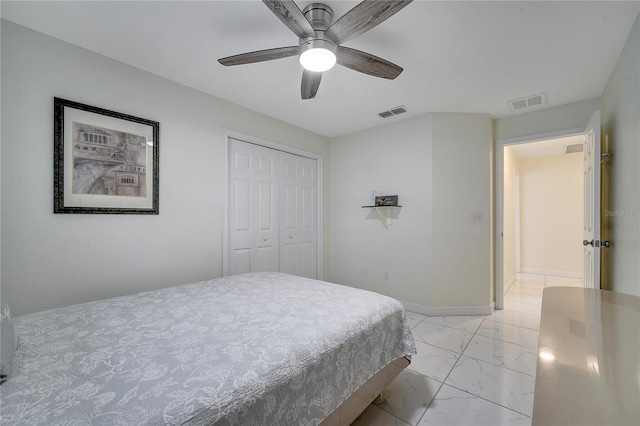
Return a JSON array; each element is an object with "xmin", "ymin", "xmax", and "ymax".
[
  {"xmin": 279, "ymin": 152, "xmax": 317, "ymax": 278},
  {"xmin": 228, "ymin": 138, "xmax": 279, "ymax": 275}
]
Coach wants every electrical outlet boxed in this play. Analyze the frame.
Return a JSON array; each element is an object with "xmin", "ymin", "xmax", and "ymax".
[
  {"xmin": 384, "ymin": 271, "xmax": 390, "ymax": 280},
  {"xmin": 472, "ymin": 212, "xmax": 482, "ymax": 223}
]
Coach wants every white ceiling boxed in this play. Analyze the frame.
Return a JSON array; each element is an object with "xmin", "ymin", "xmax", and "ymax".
[
  {"xmin": 3, "ymin": 1, "xmax": 639, "ymax": 138},
  {"xmin": 509, "ymin": 134, "xmax": 585, "ymax": 159}
]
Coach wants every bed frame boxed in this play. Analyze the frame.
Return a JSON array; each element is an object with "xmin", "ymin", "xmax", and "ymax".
[{"xmin": 319, "ymin": 356, "xmax": 411, "ymax": 425}]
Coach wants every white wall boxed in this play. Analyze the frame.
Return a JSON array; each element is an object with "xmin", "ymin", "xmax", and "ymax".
[
  {"xmin": 502, "ymin": 146, "xmax": 519, "ymax": 290},
  {"xmin": 0, "ymin": 16, "xmax": 3, "ymax": 303},
  {"xmin": 602, "ymin": 13, "xmax": 640, "ymax": 297},
  {"xmin": 495, "ymin": 98, "xmax": 602, "ymax": 143},
  {"xmin": 329, "ymin": 115, "xmax": 433, "ymax": 307},
  {"xmin": 1, "ymin": 21, "xmax": 330, "ymax": 315},
  {"xmin": 329, "ymin": 113, "xmax": 493, "ymax": 314},
  {"xmin": 431, "ymin": 113, "xmax": 493, "ymax": 312},
  {"xmin": 518, "ymin": 153, "xmax": 584, "ymax": 277}
]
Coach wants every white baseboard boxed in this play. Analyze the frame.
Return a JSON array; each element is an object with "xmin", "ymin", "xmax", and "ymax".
[
  {"xmin": 516, "ymin": 272, "xmax": 545, "ymax": 282},
  {"xmin": 519, "ymin": 268, "xmax": 582, "ymax": 279},
  {"xmin": 504, "ymin": 274, "xmax": 516, "ymax": 294},
  {"xmin": 401, "ymin": 300, "xmax": 493, "ymax": 316}
]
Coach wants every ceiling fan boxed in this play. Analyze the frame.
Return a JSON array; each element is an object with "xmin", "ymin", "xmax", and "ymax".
[{"xmin": 218, "ymin": 0, "xmax": 413, "ymax": 99}]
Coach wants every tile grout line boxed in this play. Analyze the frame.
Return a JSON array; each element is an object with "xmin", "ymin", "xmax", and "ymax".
[
  {"xmin": 412, "ymin": 377, "xmax": 446, "ymax": 426},
  {"xmin": 445, "ymin": 287, "xmax": 540, "ymax": 415},
  {"xmin": 417, "ymin": 314, "xmax": 535, "ymax": 423},
  {"xmin": 413, "ymin": 315, "xmax": 487, "ymax": 425},
  {"xmin": 406, "ymin": 281, "xmax": 548, "ymax": 425},
  {"xmin": 442, "ymin": 313, "xmax": 536, "ymax": 418},
  {"xmin": 441, "ymin": 380, "xmax": 534, "ymax": 419}
]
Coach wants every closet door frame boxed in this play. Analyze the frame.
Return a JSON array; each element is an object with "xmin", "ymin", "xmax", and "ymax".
[{"xmin": 222, "ymin": 129, "xmax": 324, "ymax": 280}]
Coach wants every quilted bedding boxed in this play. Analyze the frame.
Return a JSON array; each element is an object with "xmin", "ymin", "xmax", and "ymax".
[{"xmin": 0, "ymin": 272, "xmax": 416, "ymax": 425}]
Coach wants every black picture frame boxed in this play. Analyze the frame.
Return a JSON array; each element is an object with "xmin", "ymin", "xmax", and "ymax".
[{"xmin": 53, "ymin": 97, "xmax": 159, "ymax": 214}]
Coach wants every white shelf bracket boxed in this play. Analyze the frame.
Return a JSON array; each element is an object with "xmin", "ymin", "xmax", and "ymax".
[{"xmin": 375, "ymin": 207, "xmax": 393, "ymax": 227}]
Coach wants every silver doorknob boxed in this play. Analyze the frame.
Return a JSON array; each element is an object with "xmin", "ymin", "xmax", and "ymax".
[
  {"xmin": 263, "ymin": 236, "xmax": 268, "ymax": 242},
  {"xmin": 289, "ymin": 235, "xmax": 293, "ymax": 239},
  {"xmin": 601, "ymin": 240, "xmax": 611, "ymax": 248},
  {"xmin": 583, "ymin": 239, "xmax": 594, "ymax": 247}
]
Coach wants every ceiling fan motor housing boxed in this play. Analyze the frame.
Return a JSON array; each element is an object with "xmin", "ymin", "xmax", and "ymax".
[
  {"xmin": 299, "ymin": 2, "xmax": 337, "ymax": 72},
  {"xmin": 303, "ymin": 3, "xmax": 334, "ymax": 31},
  {"xmin": 298, "ymin": 34, "xmax": 336, "ymax": 55}
]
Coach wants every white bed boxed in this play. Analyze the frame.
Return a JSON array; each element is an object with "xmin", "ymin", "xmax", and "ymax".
[{"xmin": 0, "ymin": 272, "xmax": 415, "ymax": 425}]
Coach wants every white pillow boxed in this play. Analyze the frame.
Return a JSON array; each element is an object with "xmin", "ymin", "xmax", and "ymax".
[{"xmin": 1, "ymin": 297, "xmax": 17, "ymax": 383}]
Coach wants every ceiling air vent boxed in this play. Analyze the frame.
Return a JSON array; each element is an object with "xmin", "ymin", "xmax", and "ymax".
[
  {"xmin": 507, "ymin": 92, "xmax": 548, "ymax": 112},
  {"xmin": 564, "ymin": 143, "xmax": 583, "ymax": 154},
  {"xmin": 379, "ymin": 105, "xmax": 407, "ymax": 119}
]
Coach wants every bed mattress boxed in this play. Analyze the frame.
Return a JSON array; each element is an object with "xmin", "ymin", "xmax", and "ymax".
[{"xmin": 0, "ymin": 272, "xmax": 415, "ymax": 425}]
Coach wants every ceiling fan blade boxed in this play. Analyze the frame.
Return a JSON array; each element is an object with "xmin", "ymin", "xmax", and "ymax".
[
  {"xmin": 262, "ymin": 0, "xmax": 317, "ymax": 39},
  {"xmin": 218, "ymin": 46, "xmax": 299, "ymax": 66},
  {"xmin": 336, "ymin": 46, "xmax": 403, "ymax": 79},
  {"xmin": 326, "ymin": 0, "xmax": 413, "ymax": 45},
  {"xmin": 301, "ymin": 69, "xmax": 322, "ymax": 99}
]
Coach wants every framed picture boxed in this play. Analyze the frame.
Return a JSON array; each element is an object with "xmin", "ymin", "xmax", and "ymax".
[
  {"xmin": 53, "ymin": 97, "xmax": 159, "ymax": 214},
  {"xmin": 374, "ymin": 195, "xmax": 399, "ymax": 206}
]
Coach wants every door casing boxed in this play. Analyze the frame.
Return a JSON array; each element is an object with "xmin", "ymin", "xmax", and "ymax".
[{"xmin": 495, "ymin": 127, "xmax": 585, "ymax": 310}]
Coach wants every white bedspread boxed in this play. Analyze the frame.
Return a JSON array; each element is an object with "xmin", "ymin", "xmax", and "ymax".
[{"xmin": 1, "ymin": 272, "xmax": 415, "ymax": 425}]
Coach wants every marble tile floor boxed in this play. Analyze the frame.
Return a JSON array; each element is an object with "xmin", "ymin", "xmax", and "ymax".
[{"xmin": 352, "ymin": 274, "xmax": 583, "ymax": 426}]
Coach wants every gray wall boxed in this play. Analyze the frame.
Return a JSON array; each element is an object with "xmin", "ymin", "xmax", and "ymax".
[
  {"xmin": 1, "ymin": 21, "xmax": 330, "ymax": 315},
  {"xmin": 431, "ymin": 113, "xmax": 493, "ymax": 311},
  {"xmin": 329, "ymin": 115, "xmax": 433, "ymax": 308},
  {"xmin": 329, "ymin": 112, "xmax": 494, "ymax": 314},
  {"xmin": 602, "ymin": 13, "xmax": 640, "ymax": 297},
  {"xmin": 494, "ymin": 98, "xmax": 602, "ymax": 142}
]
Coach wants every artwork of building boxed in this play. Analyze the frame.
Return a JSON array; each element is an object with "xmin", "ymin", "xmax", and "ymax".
[{"xmin": 72, "ymin": 122, "xmax": 147, "ymax": 197}]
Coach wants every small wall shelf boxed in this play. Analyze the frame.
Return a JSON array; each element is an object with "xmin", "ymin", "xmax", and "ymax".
[{"xmin": 362, "ymin": 205, "xmax": 402, "ymax": 227}]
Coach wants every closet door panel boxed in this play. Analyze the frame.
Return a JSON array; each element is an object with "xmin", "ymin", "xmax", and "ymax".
[
  {"xmin": 279, "ymin": 152, "xmax": 317, "ymax": 278},
  {"xmin": 228, "ymin": 140, "xmax": 254, "ymax": 275},
  {"xmin": 254, "ymin": 146, "xmax": 279, "ymax": 272},
  {"xmin": 228, "ymin": 139, "xmax": 279, "ymax": 275},
  {"xmin": 232, "ymin": 248, "xmax": 252, "ymax": 275},
  {"xmin": 300, "ymin": 241, "xmax": 315, "ymax": 278},
  {"xmin": 281, "ymin": 243, "xmax": 297, "ymax": 275},
  {"xmin": 297, "ymin": 156, "xmax": 317, "ymax": 278},
  {"xmin": 282, "ymin": 184, "xmax": 298, "ymax": 230}
]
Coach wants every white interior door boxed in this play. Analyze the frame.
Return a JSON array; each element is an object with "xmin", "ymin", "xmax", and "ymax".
[
  {"xmin": 228, "ymin": 138, "xmax": 279, "ymax": 275},
  {"xmin": 279, "ymin": 152, "xmax": 317, "ymax": 278},
  {"xmin": 227, "ymin": 138, "xmax": 317, "ymax": 279},
  {"xmin": 583, "ymin": 111, "xmax": 601, "ymax": 289}
]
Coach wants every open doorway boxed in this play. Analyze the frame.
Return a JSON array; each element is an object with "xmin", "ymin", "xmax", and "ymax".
[
  {"xmin": 496, "ymin": 132, "xmax": 586, "ymax": 311},
  {"xmin": 502, "ymin": 136, "xmax": 585, "ymax": 304}
]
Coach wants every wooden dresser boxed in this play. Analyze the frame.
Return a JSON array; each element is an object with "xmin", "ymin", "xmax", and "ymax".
[{"xmin": 532, "ymin": 287, "xmax": 640, "ymax": 425}]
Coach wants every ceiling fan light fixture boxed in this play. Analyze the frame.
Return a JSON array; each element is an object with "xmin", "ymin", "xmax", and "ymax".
[
  {"xmin": 218, "ymin": 0, "xmax": 413, "ymax": 99},
  {"xmin": 299, "ymin": 38, "xmax": 336, "ymax": 72}
]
